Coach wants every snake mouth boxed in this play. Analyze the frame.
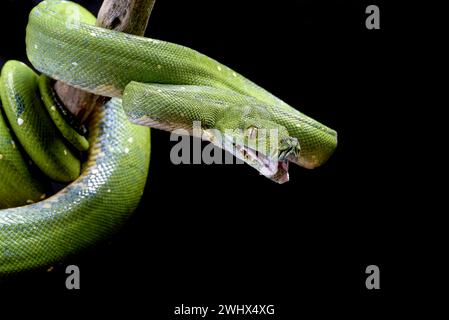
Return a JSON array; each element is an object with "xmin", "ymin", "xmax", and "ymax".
[
  {"xmin": 203, "ymin": 130, "xmax": 294, "ymax": 184},
  {"xmin": 235, "ymin": 144, "xmax": 290, "ymax": 184}
]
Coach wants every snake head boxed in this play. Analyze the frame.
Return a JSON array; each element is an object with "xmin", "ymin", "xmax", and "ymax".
[{"xmin": 210, "ymin": 106, "xmax": 301, "ymax": 184}]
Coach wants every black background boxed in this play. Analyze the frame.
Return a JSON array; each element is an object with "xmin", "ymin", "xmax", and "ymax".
[{"xmin": 0, "ymin": 0, "xmax": 448, "ymax": 316}]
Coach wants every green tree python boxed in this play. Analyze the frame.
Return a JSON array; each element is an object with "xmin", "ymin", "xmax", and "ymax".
[{"xmin": 0, "ymin": 1, "xmax": 337, "ymax": 274}]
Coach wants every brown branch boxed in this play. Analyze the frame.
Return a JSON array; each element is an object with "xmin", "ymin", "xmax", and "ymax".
[
  {"xmin": 96, "ymin": 0, "xmax": 155, "ymax": 36},
  {"xmin": 55, "ymin": 0, "xmax": 156, "ymax": 123}
]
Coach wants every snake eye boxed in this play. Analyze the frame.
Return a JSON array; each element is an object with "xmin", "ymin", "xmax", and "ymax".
[{"xmin": 279, "ymin": 137, "xmax": 301, "ymax": 161}]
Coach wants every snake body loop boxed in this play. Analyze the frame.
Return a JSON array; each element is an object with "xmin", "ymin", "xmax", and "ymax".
[
  {"xmin": 26, "ymin": 1, "xmax": 337, "ymax": 179},
  {"xmin": 0, "ymin": 3, "xmax": 150, "ymax": 274},
  {"xmin": 1, "ymin": 1, "xmax": 336, "ymax": 273},
  {"xmin": 0, "ymin": 88, "xmax": 150, "ymax": 273}
]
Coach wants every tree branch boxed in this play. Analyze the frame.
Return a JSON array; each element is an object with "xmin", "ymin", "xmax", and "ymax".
[{"xmin": 55, "ymin": 0, "xmax": 156, "ymax": 123}]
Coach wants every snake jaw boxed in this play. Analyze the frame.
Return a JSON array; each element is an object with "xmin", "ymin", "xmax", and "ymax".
[
  {"xmin": 272, "ymin": 161, "xmax": 290, "ymax": 184},
  {"xmin": 203, "ymin": 128, "xmax": 293, "ymax": 184},
  {"xmin": 239, "ymin": 144, "xmax": 291, "ymax": 184}
]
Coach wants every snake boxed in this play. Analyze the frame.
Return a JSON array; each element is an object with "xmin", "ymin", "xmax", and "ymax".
[{"xmin": 0, "ymin": 0, "xmax": 337, "ymax": 274}]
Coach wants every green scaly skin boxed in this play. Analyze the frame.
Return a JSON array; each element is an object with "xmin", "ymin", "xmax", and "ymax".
[
  {"xmin": 0, "ymin": 61, "xmax": 81, "ymax": 183},
  {"xmin": 39, "ymin": 74, "xmax": 90, "ymax": 152},
  {"xmin": 0, "ymin": 96, "xmax": 150, "ymax": 273},
  {"xmin": 26, "ymin": 0, "xmax": 337, "ymax": 182},
  {"xmin": 0, "ymin": 5, "xmax": 150, "ymax": 273},
  {"xmin": 1, "ymin": 0, "xmax": 337, "ymax": 273}
]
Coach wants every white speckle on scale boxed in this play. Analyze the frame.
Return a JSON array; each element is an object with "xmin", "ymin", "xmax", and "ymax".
[
  {"xmin": 72, "ymin": 62, "xmax": 78, "ymax": 66},
  {"xmin": 17, "ymin": 118, "xmax": 24, "ymax": 126},
  {"xmin": 40, "ymin": 194, "xmax": 46, "ymax": 200},
  {"xmin": 157, "ymin": 89, "xmax": 162, "ymax": 93},
  {"xmin": 0, "ymin": 154, "xmax": 3, "ymax": 160},
  {"xmin": 51, "ymin": 106, "xmax": 56, "ymax": 111},
  {"xmin": 34, "ymin": 44, "xmax": 38, "ymax": 49},
  {"xmin": 11, "ymin": 141, "xmax": 15, "ymax": 149},
  {"xmin": 107, "ymin": 189, "xmax": 111, "ymax": 193},
  {"xmin": 90, "ymin": 32, "xmax": 96, "ymax": 37},
  {"xmin": 181, "ymin": 87, "xmax": 186, "ymax": 90},
  {"xmin": 156, "ymin": 64, "xmax": 162, "ymax": 69},
  {"xmin": 128, "ymin": 137, "xmax": 134, "ymax": 143},
  {"xmin": 26, "ymin": 199, "xmax": 34, "ymax": 204},
  {"xmin": 64, "ymin": 149, "xmax": 68, "ymax": 155},
  {"xmin": 232, "ymin": 72, "xmax": 237, "ymax": 77},
  {"xmin": 124, "ymin": 147, "xmax": 130, "ymax": 154},
  {"xmin": 217, "ymin": 66, "xmax": 222, "ymax": 71}
]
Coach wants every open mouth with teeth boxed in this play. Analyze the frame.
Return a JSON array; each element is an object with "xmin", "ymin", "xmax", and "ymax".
[
  {"xmin": 205, "ymin": 129, "xmax": 300, "ymax": 184},
  {"xmin": 237, "ymin": 144, "xmax": 291, "ymax": 183}
]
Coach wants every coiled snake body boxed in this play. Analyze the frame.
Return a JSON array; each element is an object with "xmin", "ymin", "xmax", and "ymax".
[{"xmin": 0, "ymin": 1, "xmax": 337, "ymax": 273}]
